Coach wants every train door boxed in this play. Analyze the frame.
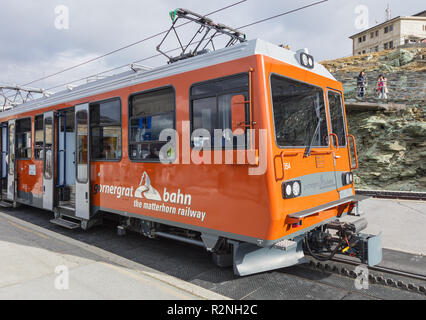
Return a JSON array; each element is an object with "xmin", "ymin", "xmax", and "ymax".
[
  {"xmin": 75, "ymin": 104, "xmax": 90, "ymax": 220},
  {"xmin": 327, "ymin": 89, "xmax": 353, "ymax": 199},
  {"xmin": 6, "ymin": 120, "xmax": 15, "ymax": 202},
  {"xmin": 43, "ymin": 111, "xmax": 55, "ymax": 211},
  {"xmin": 1, "ymin": 123, "xmax": 8, "ymax": 200}
]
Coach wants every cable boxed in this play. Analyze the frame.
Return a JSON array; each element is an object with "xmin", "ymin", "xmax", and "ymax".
[
  {"xmin": 46, "ymin": 0, "xmax": 329, "ymax": 92},
  {"xmin": 19, "ymin": 0, "xmax": 248, "ymax": 88}
]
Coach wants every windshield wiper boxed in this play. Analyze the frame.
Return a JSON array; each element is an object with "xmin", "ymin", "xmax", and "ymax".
[
  {"xmin": 304, "ymin": 97, "xmax": 322, "ymax": 158},
  {"xmin": 304, "ymin": 119, "xmax": 321, "ymax": 158}
]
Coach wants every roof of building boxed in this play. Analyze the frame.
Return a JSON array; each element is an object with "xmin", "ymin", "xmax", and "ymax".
[
  {"xmin": 0, "ymin": 39, "xmax": 336, "ymax": 118},
  {"xmin": 349, "ymin": 12, "xmax": 426, "ymax": 39}
]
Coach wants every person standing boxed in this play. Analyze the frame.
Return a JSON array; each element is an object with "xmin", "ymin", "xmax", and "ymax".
[{"xmin": 357, "ymin": 71, "xmax": 367, "ymax": 98}]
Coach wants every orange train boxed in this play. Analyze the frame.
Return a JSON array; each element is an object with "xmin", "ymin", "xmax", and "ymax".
[{"xmin": 0, "ymin": 39, "xmax": 381, "ymax": 275}]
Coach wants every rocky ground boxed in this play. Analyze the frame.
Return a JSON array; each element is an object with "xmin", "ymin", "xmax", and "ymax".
[{"xmin": 322, "ymin": 48, "xmax": 425, "ymax": 191}]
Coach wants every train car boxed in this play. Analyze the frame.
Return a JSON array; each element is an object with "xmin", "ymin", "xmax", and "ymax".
[{"xmin": 0, "ymin": 38, "xmax": 382, "ymax": 276}]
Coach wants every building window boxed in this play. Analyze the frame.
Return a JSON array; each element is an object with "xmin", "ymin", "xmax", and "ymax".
[
  {"xmin": 375, "ymin": 30, "xmax": 379, "ymax": 37},
  {"xmin": 362, "ymin": 35, "xmax": 366, "ymax": 41},
  {"xmin": 358, "ymin": 37, "xmax": 362, "ymax": 43},
  {"xmin": 362, "ymin": 50, "xmax": 366, "ymax": 54},
  {"xmin": 384, "ymin": 43, "xmax": 388, "ymax": 50},
  {"xmin": 90, "ymin": 98, "xmax": 122, "ymax": 161},
  {"xmin": 389, "ymin": 24, "xmax": 393, "ymax": 32},
  {"xmin": 34, "ymin": 115, "xmax": 43, "ymax": 160},
  {"xmin": 375, "ymin": 46, "xmax": 379, "ymax": 52},
  {"xmin": 389, "ymin": 41, "xmax": 394, "ymax": 49},
  {"xmin": 16, "ymin": 118, "xmax": 32, "ymax": 159},
  {"xmin": 129, "ymin": 87, "xmax": 175, "ymax": 162},
  {"xmin": 358, "ymin": 52, "xmax": 361, "ymax": 55},
  {"xmin": 190, "ymin": 74, "xmax": 249, "ymax": 149},
  {"xmin": 370, "ymin": 32, "xmax": 374, "ymax": 39}
]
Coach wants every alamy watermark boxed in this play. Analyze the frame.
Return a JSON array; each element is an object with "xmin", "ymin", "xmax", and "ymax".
[
  {"xmin": 354, "ymin": 265, "xmax": 369, "ymax": 290},
  {"xmin": 55, "ymin": 5, "xmax": 69, "ymax": 30},
  {"xmin": 54, "ymin": 265, "xmax": 69, "ymax": 290},
  {"xmin": 152, "ymin": 122, "xmax": 267, "ymax": 176},
  {"xmin": 354, "ymin": 5, "xmax": 369, "ymax": 30}
]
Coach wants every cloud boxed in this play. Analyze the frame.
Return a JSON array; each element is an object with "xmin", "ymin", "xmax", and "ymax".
[{"xmin": 0, "ymin": 0, "xmax": 424, "ymax": 91}]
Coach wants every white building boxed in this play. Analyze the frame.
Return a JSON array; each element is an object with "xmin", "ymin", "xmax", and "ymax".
[{"xmin": 350, "ymin": 10, "xmax": 426, "ymax": 56}]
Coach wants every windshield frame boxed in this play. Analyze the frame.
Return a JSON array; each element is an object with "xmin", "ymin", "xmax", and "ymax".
[{"xmin": 269, "ymin": 73, "xmax": 331, "ymax": 150}]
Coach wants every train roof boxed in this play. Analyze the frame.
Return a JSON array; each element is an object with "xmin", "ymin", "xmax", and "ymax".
[{"xmin": 1, "ymin": 39, "xmax": 336, "ymax": 118}]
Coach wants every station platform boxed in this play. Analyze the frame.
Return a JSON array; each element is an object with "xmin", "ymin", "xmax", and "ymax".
[
  {"xmin": 341, "ymin": 197, "xmax": 426, "ymax": 255},
  {"xmin": 0, "ymin": 198, "xmax": 424, "ymax": 300},
  {"xmin": 0, "ymin": 211, "xmax": 229, "ymax": 300}
]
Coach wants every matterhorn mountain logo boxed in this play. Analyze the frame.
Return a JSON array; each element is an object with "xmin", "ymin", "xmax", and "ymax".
[{"xmin": 134, "ymin": 172, "xmax": 162, "ymax": 201}]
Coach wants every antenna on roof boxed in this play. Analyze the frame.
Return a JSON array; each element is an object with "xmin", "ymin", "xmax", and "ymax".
[
  {"xmin": 385, "ymin": 4, "xmax": 392, "ymax": 21},
  {"xmin": 156, "ymin": 8, "xmax": 247, "ymax": 64}
]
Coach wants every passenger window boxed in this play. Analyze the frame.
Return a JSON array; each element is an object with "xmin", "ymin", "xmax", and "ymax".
[
  {"xmin": 190, "ymin": 74, "xmax": 249, "ymax": 149},
  {"xmin": 16, "ymin": 118, "xmax": 32, "ymax": 159},
  {"xmin": 129, "ymin": 87, "xmax": 175, "ymax": 162},
  {"xmin": 90, "ymin": 99, "xmax": 122, "ymax": 161},
  {"xmin": 328, "ymin": 91, "xmax": 347, "ymax": 147},
  {"xmin": 270, "ymin": 74, "xmax": 328, "ymax": 148},
  {"xmin": 34, "ymin": 115, "xmax": 44, "ymax": 160},
  {"xmin": 43, "ymin": 117, "xmax": 53, "ymax": 180},
  {"xmin": 76, "ymin": 111, "xmax": 88, "ymax": 183},
  {"xmin": 8, "ymin": 124, "xmax": 15, "ymax": 176}
]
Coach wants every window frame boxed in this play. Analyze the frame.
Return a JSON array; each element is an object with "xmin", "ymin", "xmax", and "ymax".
[
  {"xmin": 34, "ymin": 114, "xmax": 44, "ymax": 161},
  {"xmin": 89, "ymin": 97, "xmax": 123, "ymax": 162},
  {"xmin": 269, "ymin": 72, "xmax": 331, "ymax": 150},
  {"xmin": 189, "ymin": 72, "xmax": 251, "ymax": 151},
  {"xmin": 127, "ymin": 85, "xmax": 176, "ymax": 163},
  {"xmin": 326, "ymin": 88, "xmax": 348, "ymax": 148},
  {"xmin": 15, "ymin": 117, "xmax": 32, "ymax": 160}
]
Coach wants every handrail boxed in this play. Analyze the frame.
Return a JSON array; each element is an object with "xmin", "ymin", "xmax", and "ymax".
[
  {"xmin": 274, "ymin": 151, "xmax": 300, "ymax": 182},
  {"xmin": 348, "ymin": 134, "xmax": 359, "ymax": 170},
  {"xmin": 329, "ymin": 133, "xmax": 340, "ymax": 151}
]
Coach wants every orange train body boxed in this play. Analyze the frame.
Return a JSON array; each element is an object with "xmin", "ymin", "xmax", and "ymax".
[{"xmin": 0, "ymin": 39, "xmax": 380, "ymax": 275}]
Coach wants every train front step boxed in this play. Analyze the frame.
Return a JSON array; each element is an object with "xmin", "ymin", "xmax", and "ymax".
[{"xmin": 50, "ymin": 217, "xmax": 80, "ymax": 230}]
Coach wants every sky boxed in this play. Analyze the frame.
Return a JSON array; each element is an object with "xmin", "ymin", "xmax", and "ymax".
[{"xmin": 0, "ymin": 0, "xmax": 424, "ymax": 94}]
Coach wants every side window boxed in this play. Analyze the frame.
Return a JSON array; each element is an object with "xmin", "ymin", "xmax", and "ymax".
[
  {"xmin": 90, "ymin": 99, "xmax": 122, "ymax": 161},
  {"xmin": 129, "ymin": 87, "xmax": 175, "ymax": 162},
  {"xmin": 16, "ymin": 118, "xmax": 32, "ymax": 159},
  {"xmin": 190, "ymin": 74, "xmax": 249, "ymax": 149},
  {"xmin": 34, "ymin": 115, "xmax": 44, "ymax": 160},
  {"xmin": 328, "ymin": 91, "xmax": 347, "ymax": 147}
]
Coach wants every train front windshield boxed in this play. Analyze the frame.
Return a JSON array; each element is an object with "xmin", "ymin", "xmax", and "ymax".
[{"xmin": 270, "ymin": 74, "xmax": 329, "ymax": 149}]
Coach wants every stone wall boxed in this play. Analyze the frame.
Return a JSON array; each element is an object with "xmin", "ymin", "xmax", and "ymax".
[{"xmin": 322, "ymin": 48, "xmax": 425, "ymax": 191}]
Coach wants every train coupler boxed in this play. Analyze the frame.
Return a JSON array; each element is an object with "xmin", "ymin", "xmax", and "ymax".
[{"xmin": 304, "ymin": 219, "xmax": 382, "ymax": 267}]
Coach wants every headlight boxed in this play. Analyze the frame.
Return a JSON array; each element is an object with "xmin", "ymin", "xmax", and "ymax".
[
  {"xmin": 300, "ymin": 52, "xmax": 315, "ymax": 69},
  {"xmin": 282, "ymin": 180, "xmax": 302, "ymax": 199},
  {"xmin": 342, "ymin": 172, "xmax": 354, "ymax": 186},
  {"xmin": 292, "ymin": 181, "xmax": 301, "ymax": 197}
]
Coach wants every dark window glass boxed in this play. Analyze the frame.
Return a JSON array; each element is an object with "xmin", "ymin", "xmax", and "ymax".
[
  {"xmin": 389, "ymin": 24, "xmax": 393, "ymax": 32},
  {"xmin": 190, "ymin": 74, "xmax": 249, "ymax": 149},
  {"xmin": 34, "ymin": 115, "xmax": 43, "ymax": 160},
  {"xmin": 44, "ymin": 117, "xmax": 53, "ymax": 179},
  {"xmin": 384, "ymin": 26, "xmax": 389, "ymax": 33},
  {"xmin": 76, "ymin": 111, "xmax": 88, "ymax": 183},
  {"xmin": 8, "ymin": 124, "xmax": 15, "ymax": 176},
  {"xmin": 362, "ymin": 35, "xmax": 366, "ymax": 41},
  {"xmin": 129, "ymin": 87, "xmax": 175, "ymax": 161},
  {"xmin": 328, "ymin": 91, "xmax": 347, "ymax": 147},
  {"xmin": 16, "ymin": 118, "xmax": 32, "ymax": 159},
  {"xmin": 375, "ymin": 30, "xmax": 379, "ymax": 36},
  {"xmin": 270, "ymin": 74, "xmax": 328, "ymax": 148},
  {"xmin": 90, "ymin": 99, "xmax": 122, "ymax": 161}
]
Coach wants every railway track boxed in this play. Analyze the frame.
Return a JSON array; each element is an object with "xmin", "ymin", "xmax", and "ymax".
[
  {"xmin": 356, "ymin": 189, "xmax": 426, "ymax": 201},
  {"xmin": 306, "ymin": 256, "xmax": 426, "ymax": 296}
]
